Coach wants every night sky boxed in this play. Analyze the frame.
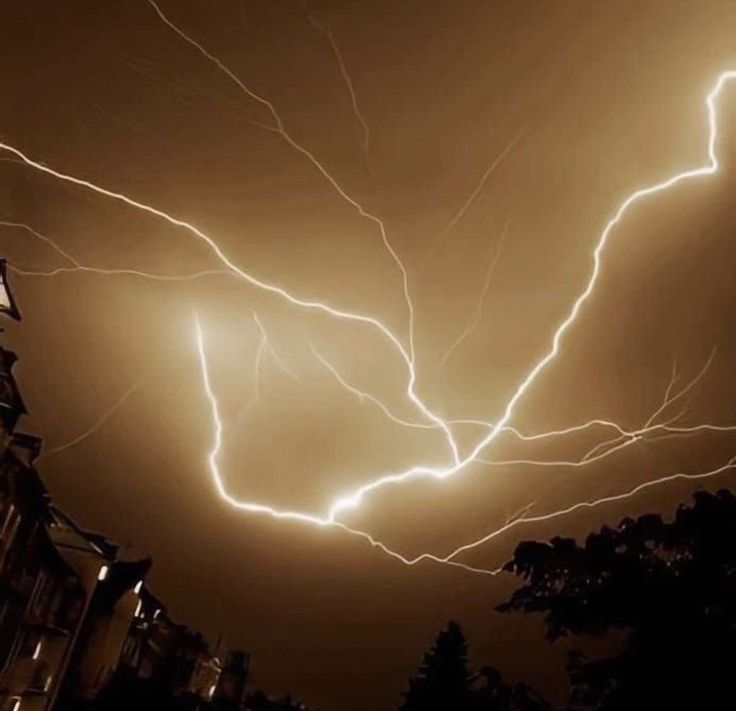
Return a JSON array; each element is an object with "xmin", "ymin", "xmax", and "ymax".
[{"xmin": 2, "ymin": 2, "xmax": 736, "ymax": 709}]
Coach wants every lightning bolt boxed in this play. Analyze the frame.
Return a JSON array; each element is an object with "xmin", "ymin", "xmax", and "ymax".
[
  {"xmin": 0, "ymin": 137, "xmax": 460, "ymax": 469},
  {"xmin": 144, "ymin": 0, "xmax": 468, "ymax": 459},
  {"xmin": 200, "ymin": 306, "xmax": 736, "ymax": 577},
  {"xmin": 440, "ymin": 455, "xmax": 736, "ymax": 567},
  {"xmin": 229, "ymin": 68, "xmax": 736, "ymax": 540},
  {"xmin": 144, "ymin": 0, "xmax": 416, "ymax": 359},
  {"xmin": 195, "ymin": 315, "xmax": 494, "ymax": 576},
  {"xmin": 198, "ymin": 307, "xmax": 736, "ymax": 578},
  {"xmin": 39, "ymin": 373, "xmax": 147, "ymax": 460},
  {"xmin": 421, "ymin": 131, "xmax": 524, "ymax": 266},
  {"xmin": 234, "ymin": 312, "xmax": 299, "ymax": 424},
  {"xmin": 196, "ymin": 316, "xmax": 327, "ymax": 528},
  {"xmin": 252, "ymin": 311, "xmax": 300, "ymax": 383},
  {"xmin": 2, "ymin": 45, "xmax": 735, "ymax": 576},
  {"xmin": 233, "ymin": 316, "xmax": 268, "ymax": 423},
  {"xmin": 326, "ymin": 69, "xmax": 736, "ymax": 522},
  {"xmin": 11, "ymin": 265, "xmax": 232, "ymax": 281},
  {"xmin": 439, "ymin": 219, "xmax": 510, "ymax": 368},
  {"xmin": 1, "ymin": 220, "xmax": 82, "ymax": 268},
  {"xmin": 580, "ymin": 353, "xmax": 712, "ymax": 463},
  {"xmin": 312, "ymin": 337, "xmax": 723, "ymax": 461},
  {"xmin": 308, "ymin": 14, "xmax": 373, "ymax": 174}
]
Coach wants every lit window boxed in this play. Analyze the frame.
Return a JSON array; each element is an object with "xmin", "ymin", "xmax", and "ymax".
[{"xmin": 97, "ymin": 565, "xmax": 109, "ymax": 582}]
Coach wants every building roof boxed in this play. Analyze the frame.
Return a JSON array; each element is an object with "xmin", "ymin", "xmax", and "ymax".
[{"xmin": 48, "ymin": 507, "xmax": 110, "ymax": 558}]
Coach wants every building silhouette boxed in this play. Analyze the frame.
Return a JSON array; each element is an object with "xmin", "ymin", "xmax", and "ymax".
[{"xmin": 0, "ymin": 261, "xmax": 266, "ymax": 711}]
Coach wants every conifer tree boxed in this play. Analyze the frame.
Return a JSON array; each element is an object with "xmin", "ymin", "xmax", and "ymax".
[{"xmin": 401, "ymin": 620, "xmax": 471, "ymax": 711}]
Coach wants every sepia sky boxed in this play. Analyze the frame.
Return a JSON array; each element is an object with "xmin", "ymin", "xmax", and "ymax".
[{"xmin": 3, "ymin": 1, "xmax": 736, "ymax": 709}]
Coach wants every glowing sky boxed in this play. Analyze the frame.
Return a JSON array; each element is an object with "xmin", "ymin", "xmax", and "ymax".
[{"xmin": 3, "ymin": 2, "xmax": 736, "ymax": 708}]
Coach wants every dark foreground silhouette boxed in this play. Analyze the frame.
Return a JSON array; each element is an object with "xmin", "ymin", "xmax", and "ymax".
[
  {"xmin": 66, "ymin": 666, "xmax": 312, "ymax": 711},
  {"xmin": 400, "ymin": 620, "xmax": 551, "ymax": 711},
  {"xmin": 402, "ymin": 489, "xmax": 736, "ymax": 710}
]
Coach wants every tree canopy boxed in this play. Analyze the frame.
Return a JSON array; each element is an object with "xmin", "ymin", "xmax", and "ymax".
[{"xmin": 498, "ymin": 489, "xmax": 736, "ymax": 709}]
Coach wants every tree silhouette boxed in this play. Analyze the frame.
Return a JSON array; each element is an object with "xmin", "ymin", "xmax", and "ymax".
[
  {"xmin": 469, "ymin": 665, "xmax": 553, "ymax": 711},
  {"xmin": 246, "ymin": 690, "xmax": 314, "ymax": 710},
  {"xmin": 498, "ymin": 489, "xmax": 736, "ymax": 709},
  {"xmin": 401, "ymin": 621, "xmax": 472, "ymax": 711},
  {"xmin": 401, "ymin": 622, "xmax": 551, "ymax": 710}
]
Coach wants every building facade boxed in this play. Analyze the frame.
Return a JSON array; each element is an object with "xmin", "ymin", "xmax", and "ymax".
[{"xmin": 0, "ymin": 263, "xmax": 246, "ymax": 711}]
